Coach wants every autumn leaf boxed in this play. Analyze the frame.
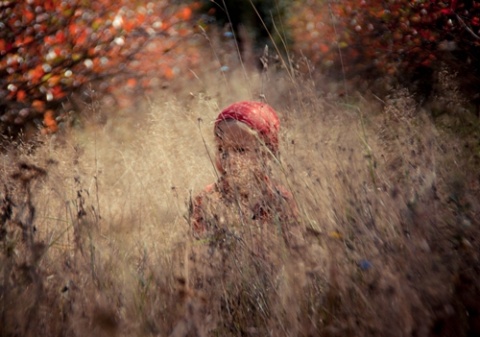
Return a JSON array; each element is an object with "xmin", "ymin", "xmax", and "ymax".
[
  {"xmin": 16, "ymin": 90, "xmax": 26, "ymax": 102},
  {"xmin": 44, "ymin": 35, "xmax": 56, "ymax": 45},
  {"xmin": 177, "ymin": 7, "xmax": 192, "ymax": 21},
  {"xmin": 32, "ymin": 100, "xmax": 46, "ymax": 113},
  {"xmin": 1, "ymin": 0, "xmax": 196, "ymax": 135},
  {"xmin": 51, "ymin": 86, "xmax": 65, "ymax": 99},
  {"xmin": 43, "ymin": 0, "xmax": 55, "ymax": 11},
  {"xmin": 124, "ymin": 20, "xmax": 135, "ymax": 33},
  {"xmin": 15, "ymin": 35, "xmax": 34, "ymax": 47},
  {"xmin": 319, "ymin": 43, "xmax": 329, "ymax": 53},
  {"xmin": 76, "ymin": 31, "xmax": 88, "ymax": 45},
  {"xmin": 42, "ymin": 110, "xmax": 58, "ymax": 134},
  {"xmin": 136, "ymin": 13, "xmax": 146, "ymax": 25},
  {"xmin": 68, "ymin": 23, "xmax": 79, "ymax": 36},
  {"xmin": 163, "ymin": 66, "xmax": 175, "ymax": 80},
  {"xmin": 29, "ymin": 65, "xmax": 45, "ymax": 84},
  {"xmin": 328, "ymin": 231, "xmax": 343, "ymax": 239},
  {"xmin": 23, "ymin": 10, "xmax": 35, "ymax": 23},
  {"xmin": 48, "ymin": 75, "xmax": 61, "ymax": 86},
  {"xmin": 126, "ymin": 78, "xmax": 137, "ymax": 87},
  {"xmin": 56, "ymin": 31, "xmax": 66, "ymax": 44}
]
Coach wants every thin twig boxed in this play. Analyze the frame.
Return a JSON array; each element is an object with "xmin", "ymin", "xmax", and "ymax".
[{"xmin": 456, "ymin": 14, "xmax": 480, "ymax": 40}]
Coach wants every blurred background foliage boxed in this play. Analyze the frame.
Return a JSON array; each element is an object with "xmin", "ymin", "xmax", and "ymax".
[
  {"xmin": 1, "ymin": 0, "xmax": 479, "ymax": 139},
  {"xmin": 290, "ymin": 0, "xmax": 480, "ymax": 105},
  {"xmin": 0, "ymin": 0, "xmax": 199, "ymax": 138},
  {"xmin": 197, "ymin": 0, "xmax": 292, "ymax": 57}
]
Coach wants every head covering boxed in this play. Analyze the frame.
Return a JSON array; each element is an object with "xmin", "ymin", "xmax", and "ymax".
[{"xmin": 215, "ymin": 101, "xmax": 280, "ymax": 154}]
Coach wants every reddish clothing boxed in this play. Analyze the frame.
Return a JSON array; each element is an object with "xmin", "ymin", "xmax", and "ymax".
[
  {"xmin": 188, "ymin": 101, "xmax": 302, "ymax": 249},
  {"xmin": 215, "ymin": 101, "xmax": 280, "ymax": 154},
  {"xmin": 189, "ymin": 175, "xmax": 301, "ymax": 248}
]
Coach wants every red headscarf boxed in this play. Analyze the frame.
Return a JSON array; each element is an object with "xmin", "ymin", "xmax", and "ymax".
[{"xmin": 215, "ymin": 101, "xmax": 280, "ymax": 154}]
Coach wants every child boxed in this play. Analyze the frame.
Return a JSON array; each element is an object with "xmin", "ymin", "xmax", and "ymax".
[
  {"xmin": 173, "ymin": 102, "xmax": 304, "ymax": 336},
  {"xmin": 189, "ymin": 101, "xmax": 301, "ymax": 249}
]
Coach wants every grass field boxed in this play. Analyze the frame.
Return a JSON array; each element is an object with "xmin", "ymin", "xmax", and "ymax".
[{"xmin": 1, "ymin": 63, "xmax": 480, "ymax": 337}]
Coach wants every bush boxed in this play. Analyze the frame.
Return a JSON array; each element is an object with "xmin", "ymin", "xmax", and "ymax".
[
  {"xmin": 0, "ymin": 0, "xmax": 198, "ymax": 137},
  {"xmin": 289, "ymin": 0, "xmax": 480, "ymax": 104}
]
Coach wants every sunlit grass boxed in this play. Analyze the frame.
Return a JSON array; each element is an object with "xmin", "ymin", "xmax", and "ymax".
[{"xmin": 1, "ymin": 59, "xmax": 480, "ymax": 337}]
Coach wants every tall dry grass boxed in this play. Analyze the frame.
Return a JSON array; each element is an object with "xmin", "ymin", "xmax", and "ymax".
[{"xmin": 1, "ymin": 57, "xmax": 480, "ymax": 337}]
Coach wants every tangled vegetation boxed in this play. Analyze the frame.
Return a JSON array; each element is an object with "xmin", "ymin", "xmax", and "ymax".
[{"xmin": 1, "ymin": 2, "xmax": 480, "ymax": 336}]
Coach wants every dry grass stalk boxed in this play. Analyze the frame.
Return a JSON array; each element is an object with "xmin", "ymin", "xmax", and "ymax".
[{"xmin": 1, "ymin": 59, "xmax": 479, "ymax": 337}]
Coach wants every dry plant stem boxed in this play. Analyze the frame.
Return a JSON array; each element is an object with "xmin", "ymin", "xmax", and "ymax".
[
  {"xmin": 198, "ymin": 25, "xmax": 231, "ymax": 91},
  {"xmin": 357, "ymin": 107, "xmax": 377, "ymax": 187},
  {"xmin": 270, "ymin": 0, "xmax": 292, "ymax": 61},
  {"xmin": 1, "ymin": 61, "xmax": 479, "ymax": 337},
  {"xmin": 220, "ymin": 0, "xmax": 252, "ymax": 88},
  {"xmin": 1, "ymin": 185, "xmax": 13, "ymax": 336},
  {"xmin": 328, "ymin": 1, "xmax": 348, "ymax": 96},
  {"xmin": 248, "ymin": 0, "xmax": 295, "ymax": 82},
  {"xmin": 197, "ymin": 119, "xmax": 220, "ymax": 181}
]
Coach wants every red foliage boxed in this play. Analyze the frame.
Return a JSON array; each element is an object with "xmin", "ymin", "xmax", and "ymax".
[
  {"xmin": 290, "ymin": 0, "xmax": 480, "ymax": 93},
  {"xmin": 0, "ymin": 0, "xmax": 200, "ymax": 135}
]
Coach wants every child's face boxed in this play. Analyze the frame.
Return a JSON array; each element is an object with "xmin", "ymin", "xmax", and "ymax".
[{"xmin": 215, "ymin": 120, "xmax": 265, "ymax": 175}]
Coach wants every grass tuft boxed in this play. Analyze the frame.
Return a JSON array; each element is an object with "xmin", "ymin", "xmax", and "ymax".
[{"xmin": 1, "ymin": 60, "xmax": 479, "ymax": 337}]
